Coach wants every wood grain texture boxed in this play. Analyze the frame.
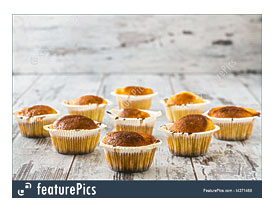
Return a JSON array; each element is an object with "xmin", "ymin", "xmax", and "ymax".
[
  {"xmin": 13, "ymin": 15, "xmax": 261, "ymax": 75},
  {"xmin": 237, "ymin": 74, "xmax": 261, "ymax": 104},
  {"xmin": 13, "ymin": 73, "xmax": 261, "ymax": 180},
  {"xmin": 13, "ymin": 75, "xmax": 39, "ymax": 105},
  {"xmin": 13, "ymin": 136, "xmax": 73, "ymax": 180}
]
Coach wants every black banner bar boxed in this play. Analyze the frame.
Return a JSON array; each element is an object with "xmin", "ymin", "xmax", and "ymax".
[{"xmin": 12, "ymin": 180, "xmax": 262, "ymax": 198}]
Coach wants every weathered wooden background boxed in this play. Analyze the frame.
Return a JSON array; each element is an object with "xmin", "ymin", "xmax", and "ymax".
[{"xmin": 12, "ymin": 15, "xmax": 261, "ymax": 180}]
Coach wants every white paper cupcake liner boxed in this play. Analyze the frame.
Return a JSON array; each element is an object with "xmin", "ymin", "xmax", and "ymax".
[
  {"xmin": 161, "ymin": 99, "xmax": 210, "ymax": 122},
  {"xmin": 204, "ymin": 110, "xmax": 258, "ymax": 141},
  {"xmin": 106, "ymin": 109, "xmax": 162, "ymax": 134},
  {"xmin": 13, "ymin": 109, "xmax": 61, "ymax": 137},
  {"xmin": 44, "ymin": 122, "xmax": 106, "ymax": 154},
  {"xmin": 62, "ymin": 99, "xmax": 112, "ymax": 122},
  {"xmin": 111, "ymin": 92, "xmax": 158, "ymax": 109},
  {"xmin": 100, "ymin": 139, "xmax": 162, "ymax": 172},
  {"xmin": 159, "ymin": 123, "xmax": 219, "ymax": 156}
]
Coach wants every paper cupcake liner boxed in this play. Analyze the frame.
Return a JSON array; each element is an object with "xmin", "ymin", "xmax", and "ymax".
[
  {"xmin": 161, "ymin": 99, "xmax": 210, "ymax": 122},
  {"xmin": 107, "ymin": 109, "xmax": 162, "ymax": 134},
  {"xmin": 100, "ymin": 140, "xmax": 162, "ymax": 172},
  {"xmin": 13, "ymin": 110, "xmax": 61, "ymax": 137},
  {"xmin": 62, "ymin": 99, "xmax": 112, "ymax": 122},
  {"xmin": 159, "ymin": 123, "xmax": 219, "ymax": 156},
  {"xmin": 204, "ymin": 112, "xmax": 257, "ymax": 141},
  {"xmin": 44, "ymin": 123, "xmax": 106, "ymax": 155},
  {"xmin": 111, "ymin": 92, "xmax": 158, "ymax": 110}
]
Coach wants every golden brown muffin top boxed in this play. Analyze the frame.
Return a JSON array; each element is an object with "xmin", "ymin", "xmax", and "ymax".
[
  {"xmin": 115, "ymin": 86, "xmax": 154, "ymax": 96},
  {"xmin": 165, "ymin": 91, "xmax": 204, "ymax": 106},
  {"xmin": 53, "ymin": 115, "xmax": 98, "ymax": 130},
  {"xmin": 70, "ymin": 95, "xmax": 107, "ymax": 105},
  {"xmin": 169, "ymin": 114, "xmax": 215, "ymax": 133},
  {"xmin": 118, "ymin": 108, "xmax": 150, "ymax": 119},
  {"xmin": 208, "ymin": 106, "xmax": 260, "ymax": 118},
  {"xmin": 18, "ymin": 105, "xmax": 57, "ymax": 118},
  {"xmin": 103, "ymin": 131, "xmax": 158, "ymax": 147}
]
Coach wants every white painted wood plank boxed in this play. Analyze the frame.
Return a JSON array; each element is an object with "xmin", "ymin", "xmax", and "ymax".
[
  {"xmin": 13, "ymin": 136, "xmax": 72, "ymax": 180},
  {"xmin": 68, "ymin": 73, "xmax": 196, "ymax": 180},
  {"xmin": 13, "ymin": 74, "xmax": 104, "ymax": 180},
  {"xmin": 170, "ymin": 73, "xmax": 261, "ymax": 180},
  {"xmin": 237, "ymin": 74, "xmax": 261, "ymax": 104},
  {"xmin": 13, "ymin": 75, "xmax": 39, "ymax": 104},
  {"xmin": 13, "ymin": 15, "xmax": 261, "ymax": 74}
]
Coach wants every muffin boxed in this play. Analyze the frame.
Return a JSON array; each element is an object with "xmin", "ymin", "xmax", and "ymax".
[
  {"xmin": 13, "ymin": 105, "xmax": 60, "ymax": 137},
  {"xmin": 159, "ymin": 114, "xmax": 219, "ymax": 156},
  {"xmin": 206, "ymin": 106, "xmax": 260, "ymax": 141},
  {"xmin": 62, "ymin": 95, "xmax": 112, "ymax": 122},
  {"xmin": 107, "ymin": 108, "xmax": 161, "ymax": 134},
  {"xmin": 100, "ymin": 131, "xmax": 162, "ymax": 172},
  {"xmin": 44, "ymin": 115, "xmax": 106, "ymax": 154},
  {"xmin": 161, "ymin": 91, "xmax": 210, "ymax": 122},
  {"xmin": 111, "ymin": 86, "xmax": 158, "ymax": 110}
]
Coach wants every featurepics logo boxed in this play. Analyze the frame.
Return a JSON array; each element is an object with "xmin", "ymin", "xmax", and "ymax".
[
  {"xmin": 37, "ymin": 183, "xmax": 96, "ymax": 196},
  {"xmin": 17, "ymin": 182, "xmax": 32, "ymax": 196}
]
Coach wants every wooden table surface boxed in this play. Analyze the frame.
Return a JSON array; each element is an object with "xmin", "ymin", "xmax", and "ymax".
[{"xmin": 12, "ymin": 15, "xmax": 261, "ymax": 180}]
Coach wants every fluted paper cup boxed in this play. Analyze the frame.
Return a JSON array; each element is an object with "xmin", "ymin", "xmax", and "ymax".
[
  {"xmin": 106, "ymin": 109, "xmax": 161, "ymax": 134},
  {"xmin": 62, "ymin": 99, "xmax": 112, "ymax": 122},
  {"xmin": 13, "ymin": 109, "xmax": 61, "ymax": 137},
  {"xmin": 44, "ymin": 122, "xmax": 106, "ymax": 155},
  {"xmin": 161, "ymin": 99, "xmax": 210, "ymax": 122},
  {"xmin": 111, "ymin": 92, "xmax": 158, "ymax": 110},
  {"xmin": 159, "ymin": 123, "xmax": 219, "ymax": 156},
  {"xmin": 100, "ymin": 139, "xmax": 162, "ymax": 172},
  {"xmin": 204, "ymin": 111, "xmax": 258, "ymax": 141}
]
